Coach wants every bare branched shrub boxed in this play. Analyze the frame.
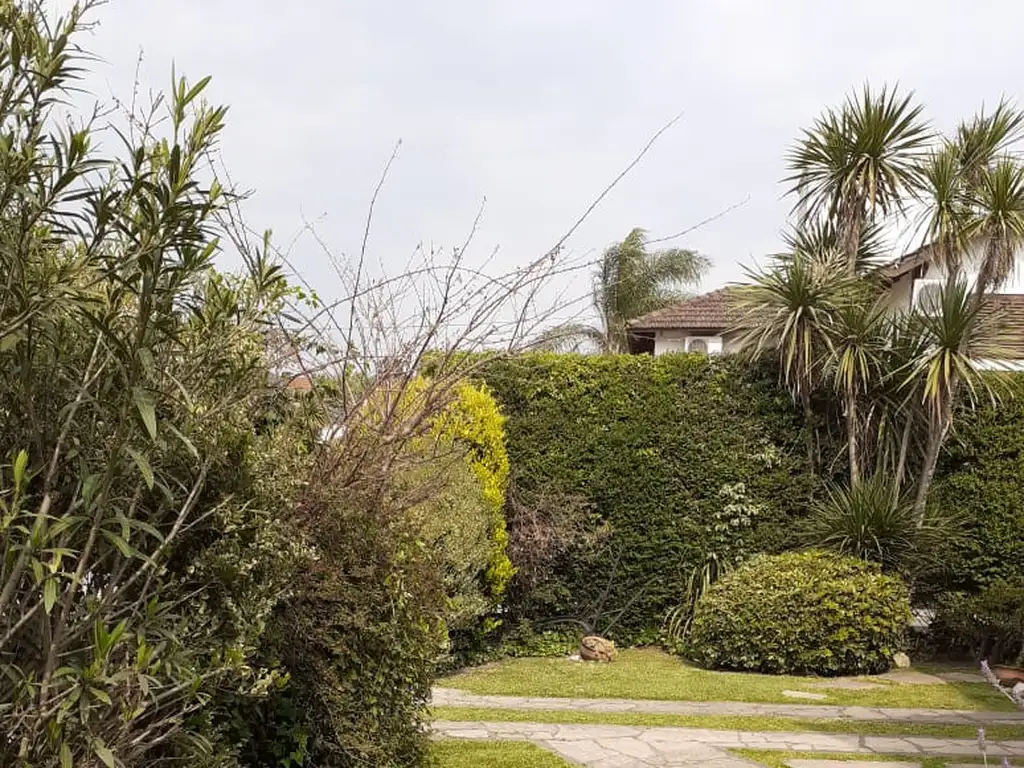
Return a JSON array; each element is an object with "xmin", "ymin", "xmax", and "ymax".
[{"xmin": 504, "ymin": 481, "xmax": 603, "ymax": 592}]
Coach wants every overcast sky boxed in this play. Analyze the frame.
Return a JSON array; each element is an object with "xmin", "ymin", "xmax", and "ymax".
[{"xmin": 75, "ymin": 0, "xmax": 1024, "ymax": 319}]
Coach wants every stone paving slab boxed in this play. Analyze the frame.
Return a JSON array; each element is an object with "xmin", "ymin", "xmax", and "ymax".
[
  {"xmin": 808, "ymin": 679, "xmax": 885, "ymax": 691},
  {"xmin": 936, "ymin": 672, "xmax": 986, "ymax": 683},
  {"xmin": 433, "ymin": 720, "xmax": 1024, "ymax": 766},
  {"xmin": 787, "ymin": 762, "xmax": 919, "ymax": 768},
  {"xmin": 783, "ymin": 690, "xmax": 828, "ymax": 700},
  {"xmin": 432, "ymin": 687, "xmax": 1024, "ymax": 725}
]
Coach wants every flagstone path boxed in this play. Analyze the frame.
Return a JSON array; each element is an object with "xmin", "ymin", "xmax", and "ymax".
[
  {"xmin": 433, "ymin": 687, "xmax": 1024, "ymax": 725},
  {"xmin": 432, "ymin": 688, "xmax": 1024, "ymax": 767}
]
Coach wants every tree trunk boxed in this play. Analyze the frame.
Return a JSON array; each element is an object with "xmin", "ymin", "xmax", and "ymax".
[
  {"xmin": 842, "ymin": 198, "xmax": 865, "ymax": 275},
  {"xmin": 894, "ymin": 414, "xmax": 914, "ymax": 497},
  {"xmin": 914, "ymin": 406, "xmax": 951, "ymax": 525},
  {"xmin": 846, "ymin": 393, "xmax": 860, "ymax": 486}
]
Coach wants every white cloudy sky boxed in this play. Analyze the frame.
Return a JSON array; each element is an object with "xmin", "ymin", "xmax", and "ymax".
[{"xmin": 72, "ymin": 0, "xmax": 1024, "ymax": 319}]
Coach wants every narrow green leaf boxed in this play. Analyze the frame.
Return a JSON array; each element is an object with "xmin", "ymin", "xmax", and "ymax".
[
  {"xmin": 184, "ymin": 75, "xmax": 212, "ymax": 106},
  {"xmin": 12, "ymin": 449, "xmax": 28, "ymax": 491},
  {"xmin": 125, "ymin": 448, "xmax": 154, "ymax": 490},
  {"xmin": 133, "ymin": 387, "xmax": 157, "ymax": 440},
  {"xmin": 60, "ymin": 742, "xmax": 72, "ymax": 768},
  {"xmin": 93, "ymin": 741, "xmax": 115, "ymax": 768},
  {"xmin": 102, "ymin": 530, "xmax": 135, "ymax": 559},
  {"xmin": 43, "ymin": 578, "xmax": 57, "ymax": 614},
  {"xmin": 89, "ymin": 687, "xmax": 112, "ymax": 706}
]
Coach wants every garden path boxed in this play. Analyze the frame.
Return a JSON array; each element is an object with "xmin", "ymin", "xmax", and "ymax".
[
  {"xmin": 431, "ymin": 688, "xmax": 1024, "ymax": 767},
  {"xmin": 433, "ymin": 687, "xmax": 1024, "ymax": 725}
]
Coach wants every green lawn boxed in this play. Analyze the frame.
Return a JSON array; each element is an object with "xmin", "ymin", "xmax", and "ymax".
[
  {"xmin": 430, "ymin": 740, "xmax": 572, "ymax": 767},
  {"xmin": 432, "ymin": 705, "xmax": 1024, "ymax": 740},
  {"xmin": 441, "ymin": 648, "xmax": 1013, "ymax": 711},
  {"xmin": 732, "ymin": 749, "xmax": 1024, "ymax": 767}
]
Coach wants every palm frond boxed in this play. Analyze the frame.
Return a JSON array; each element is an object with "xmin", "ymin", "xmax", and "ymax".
[
  {"xmin": 532, "ymin": 323, "xmax": 605, "ymax": 353},
  {"xmin": 956, "ymin": 99, "xmax": 1024, "ymax": 183},
  {"xmin": 804, "ymin": 473, "xmax": 964, "ymax": 574},
  {"xmin": 592, "ymin": 228, "xmax": 710, "ymax": 352},
  {"xmin": 913, "ymin": 142, "xmax": 972, "ymax": 272},
  {"xmin": 967, "ymin": 157, "xmax": 1024, "ymax": 294},
  {"xmin": 904, "ymin": 276, "xmax": 1004, "ymax": 414},
  {"xmin": 785, "ymin": 84, "xmax": 931, "ymax": 226},
  {"xmin": 735, "ymin": 254, "xmax": 853, "ymax": 401}
]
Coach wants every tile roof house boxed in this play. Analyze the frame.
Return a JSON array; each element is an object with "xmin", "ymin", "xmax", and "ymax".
[
  {"xmin": 626, "ymin": 287, "xmax": 744, "ymax": 355},
  {"xmin": 628, "ymin": 243, "xmax": 1024, "ymax": 366},
  {"xmin": 881, "ymin": 240, "xmax": 1024, "ymax": 366}
]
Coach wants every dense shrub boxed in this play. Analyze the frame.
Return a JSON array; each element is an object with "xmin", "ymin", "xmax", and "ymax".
[
  {"xmin": 931, "ymin": 374, "xmax": 1024, "ymax": 594},
  {"xmin": 932, "ymin": 580, "xmax": 1024, "ymax": 664},
  {"xmin": 475, "ymin": 353, "xmax": 817, "ymax": 641},
  {"xmin": 0, "ymin": 6, "xmax": 310, "ymax": 763},
  {"xmin": 240, "ymin": 380, "xmax": 511, "ymax": 767},
  {"xmin": 688, "ymin": 551, "xmax": 911, "ymax": 676}
]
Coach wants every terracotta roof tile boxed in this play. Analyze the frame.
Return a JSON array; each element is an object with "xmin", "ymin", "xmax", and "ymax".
[
  {"xmin": 628, "ymin": 287, "xmax": 742, "ymax": 331},
  {"xmin": 982, "ymin": 294, "xmax": 1024, "ymax": 359}
]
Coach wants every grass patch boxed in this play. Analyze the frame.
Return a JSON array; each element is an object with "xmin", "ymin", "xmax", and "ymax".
[
  {"xmin": 430, "ymin": 740, "xmax": 572, "ymax": 767},
  {"xmin": 432, "ymin": 706, "xmax": 1024, "ymax": 740},
  {"xmin": 732, "ymin": 748, "xmax": 1024, "ymax": 767},
  {"xmin": 442, "ymin": 648, "xmax": 1013, "ymax": 711}
]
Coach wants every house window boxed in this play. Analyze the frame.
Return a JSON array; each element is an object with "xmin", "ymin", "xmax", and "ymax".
[{"xmin": 687, "ymin": 338, "xmax": 708, "ymax": 354}]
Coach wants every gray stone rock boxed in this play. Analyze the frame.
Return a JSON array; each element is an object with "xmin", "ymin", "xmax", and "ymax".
[{"xmin": 893, "ymin": 652, "xmax": 912, "ymax": 668}]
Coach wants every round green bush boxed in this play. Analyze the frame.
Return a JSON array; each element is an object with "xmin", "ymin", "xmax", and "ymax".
[{"xmin": 687, "ymin": 551, "xmax": 910, "ymax": 676}]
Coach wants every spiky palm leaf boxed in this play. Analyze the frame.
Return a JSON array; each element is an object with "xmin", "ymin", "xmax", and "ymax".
[
  {"xmin": 904, "ymin": 276, "xmax": 1006, "ymax": 518},
  {"xmin": 915, "ymin": 143, "xmax": 972, "ymax": 271},
  {"xmin": 786, "ymin": 84, "xmax": 931, "ymax": 272},
  {"xmin": 805, "ymin": 473, "xmax": 961, "ymax": 574},
  {"xmin": 736, "ymin": 254, "xmax": 854, "ymax": 404},
  {"xmin": 967, "ymin": 157, "xmax": 1024, "ymax": 297},
  {"xmin": 783, "ymin": 219, "xmax": 891, "ymax": 275},
  {"xmin": 955, "ymin": 99, "xmax": 1024, "ymax": 185}
]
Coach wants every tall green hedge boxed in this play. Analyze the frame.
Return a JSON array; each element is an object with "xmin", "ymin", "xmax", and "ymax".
[
  {"xmin": 932, "ymin": 374, "xmax": 1024, "ymax": 593},
  {"xmin": 478, "ymin": 353, "xmax": 817, "ymax": 641}
]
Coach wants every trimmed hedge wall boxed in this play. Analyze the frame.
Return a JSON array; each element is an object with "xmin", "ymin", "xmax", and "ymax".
[
  {"xmin": 933, "ymin": 374, "xmax": 1024, "ymax": 593},
  {"xmin": 477, "ymin": 353, "xmax": 1024, "ymax": 642},
  {"xmin": 478, "ymin": 353, "xmax": 817, "ymax": 641}
]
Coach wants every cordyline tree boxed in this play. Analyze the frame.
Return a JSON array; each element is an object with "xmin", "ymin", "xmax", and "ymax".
[
  {"xmin": 739, "ymin": 84, "xmax": 1023, "ymax": 552},
  {"xmin": 0, "ymin": 2, "xmax": 583, "ymax": 766}
]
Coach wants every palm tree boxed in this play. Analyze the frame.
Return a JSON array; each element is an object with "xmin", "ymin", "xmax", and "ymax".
[
  {"xmin": 825, "ymin": 293, "xmax": 889, "ymax": 486},
  {"xmin": 902, "ymin": 277, "xmax": 1003, "ymax": 521},
  {"xmin": 968, "ymin": 157, "xmax": 1024, "ymax": 302},
  {"xmin": 786, "ymin": 85, "xmax": 931, "ymax": 274},
  {"xmin": 736, "ymin": 251, "xmax": 854, "ymax": 467},
  {"xmin": 917, "ymin": 103, "xmax": 1024, "ymax": 304},
  {"xmin": 539, "ymin": 228, "xmax": 709, "ymax": 353}
]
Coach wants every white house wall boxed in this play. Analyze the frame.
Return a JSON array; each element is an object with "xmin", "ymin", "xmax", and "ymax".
[
  {"xmin": 652, "ymin": 330, "xmax": 735, "ymax": 356},
  {"xmin": 887, "ymin": 243, "xmax": 1024, "ymax": 314}
]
